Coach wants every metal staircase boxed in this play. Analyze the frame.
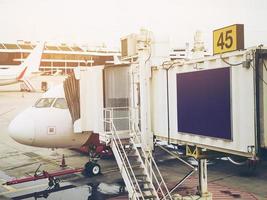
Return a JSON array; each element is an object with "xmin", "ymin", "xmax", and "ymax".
[{"xmin": 102, "ymin": 108, "xmax": 173, "ymax": 200}]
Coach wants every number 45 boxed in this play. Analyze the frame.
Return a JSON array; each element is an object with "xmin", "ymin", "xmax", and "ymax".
[{"xmin": 217, "ymin": 30, "xmax": 233, "ymax": 50}]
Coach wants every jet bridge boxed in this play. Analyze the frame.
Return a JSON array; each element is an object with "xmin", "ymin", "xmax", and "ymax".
[{"xmin": 77, "ymin": 29, "xmax": 213, "ymax": 199}]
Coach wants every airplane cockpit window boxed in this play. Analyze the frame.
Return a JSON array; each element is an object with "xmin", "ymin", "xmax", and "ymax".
[
  {"xmin": 53, "ymin": 98, "xmax": 68, "ymax": 109},
  {"xmin": 34, "ymin": 98, "xmax": 55, "ymax": 108}
]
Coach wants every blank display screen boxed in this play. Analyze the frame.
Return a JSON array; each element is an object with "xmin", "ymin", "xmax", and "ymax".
[{"xmin": 176, "ymin": 67, "xmax": 232, "ymax": 140}]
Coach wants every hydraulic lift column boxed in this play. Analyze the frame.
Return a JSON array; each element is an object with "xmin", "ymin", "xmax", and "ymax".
[{"xmin": 137, "ymin": 29, "xmax": 154, "ymax": 175}]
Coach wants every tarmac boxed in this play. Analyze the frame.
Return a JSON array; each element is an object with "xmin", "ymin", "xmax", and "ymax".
[{"xmin": 0, "ymin": 76, "xmax": 267, "ymax": 200}]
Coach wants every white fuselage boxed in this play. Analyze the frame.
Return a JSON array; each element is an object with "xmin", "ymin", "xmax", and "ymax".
[
  {"xmin": 9, "ymin": 105, "xmax": 89, "ymax": 148},
  {"xmin": 0, "ymin": 66, "xmax": 22, "ymax": 85},
  {"xmin": 8, "ymin": 84, "xmax": 90, "ymax": 148}
]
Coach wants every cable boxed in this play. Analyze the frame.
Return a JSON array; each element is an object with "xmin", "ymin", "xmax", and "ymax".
[
  {"xmin": 220, "ymin": 51, "xmax": 267, "ymax": 86},
  {"xmin": 220, "ymin": 53, "xmax": 243, "ymax": 66},
  {"xmin": 145, "ymin": 41, "xmax": 152, "ymax": 64},
  {"xmin": 249, "ymin": 51, "xmax": 267, "ymax": 86},
  {"xmin": 227, "ymin": 157, "xmax": 247, "ymax": 166},
  {"xmin": 263, "ymin": 59, "xmax": 267, "ymax": 71},
  {"xmin": 144, "ymin": 31, "xmax": 152, "ymax": 65},
  {"xmin": 250, "ymin": 63, "xmax": 267, "ymax": 86}
]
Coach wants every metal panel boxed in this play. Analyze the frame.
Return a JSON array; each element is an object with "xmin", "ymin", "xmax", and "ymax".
[
  {"xmin": 151, "ymin": 70, "xmax": 168, "ymax": 136},
  {"xmin": 121, "ymin": 39, "xmax": 128, "ymax": 58},
  {"xmin": 80, "ymin": 66, "xmax": 104, "ymax": 133},
  {"xmin": 104, "ymin": 66, "xmax": 130, "ymax": 131},
  {"xmin": 152, "ymin": 50, "xmax": 257, "ymax": 157},
  {"xmin": 120, "ymin": 34, "xmax": 137, "ymax": 58},
  {"xmin": 176, "ymin": 68, "xmax": 231, "ymax": 140},
  {"xmin": 260, "ymin": 58, "xmax": 267, "ymax": 148}
]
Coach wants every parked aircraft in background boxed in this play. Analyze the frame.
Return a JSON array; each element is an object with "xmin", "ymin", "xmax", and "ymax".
[{"xmin": 0, "ymin": 42, "xmax": 44, "ymax": 91}]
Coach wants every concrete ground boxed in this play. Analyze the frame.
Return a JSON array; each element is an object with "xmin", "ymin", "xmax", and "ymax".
[{"xmin": 0, "ymin": 78, "xmax": 266, "ymax": 199}]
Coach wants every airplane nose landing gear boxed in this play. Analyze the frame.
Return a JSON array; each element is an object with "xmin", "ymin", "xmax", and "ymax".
[
  {"xmin": 83, "ymin": 144, "xmax": 102, "ymax": 177},
  {"xmin": 84, "ymin": 161, "xmax": 101, "ymax": 176}
]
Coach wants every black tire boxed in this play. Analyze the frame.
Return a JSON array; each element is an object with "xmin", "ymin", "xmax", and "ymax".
[
  {"xmin": 84, "ymin": 162, "xmax": 93, "ymax": 176},
  {"xmin": 84, "ymin": 162, "xmax": 101, "ymax": 176}
]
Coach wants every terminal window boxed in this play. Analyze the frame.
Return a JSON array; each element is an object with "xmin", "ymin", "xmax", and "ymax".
[{"xmin": 176, "ymin": 67, "xmax": 232, "ymax": 140}]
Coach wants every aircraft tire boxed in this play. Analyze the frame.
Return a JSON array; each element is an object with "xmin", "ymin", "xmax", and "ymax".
[
  {"xmin": 84, "ymin": 162, "xmax": 101, "ymax": 176},
  {"xmin": 91, "ymin": 163, "xmax": 101, "ymax": 176}
]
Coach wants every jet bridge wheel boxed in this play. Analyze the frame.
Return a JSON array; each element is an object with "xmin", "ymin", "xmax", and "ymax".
[{"xmin": 84, "ymin": 161, "xmax": 101, "ymax": 177}]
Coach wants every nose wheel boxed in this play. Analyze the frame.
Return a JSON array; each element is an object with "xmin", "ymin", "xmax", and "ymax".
[
  {"xmin": 83, "ymin": 144, "xmax": 103, "ymax": 177},
  {"xmin": 84, "ymin": 161, "xmax": 101, "ymax": 176}
]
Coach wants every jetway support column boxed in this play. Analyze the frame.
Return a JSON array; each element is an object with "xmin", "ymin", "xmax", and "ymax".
[
  {"xmin": 198, "ymin": 159, "xmax": 212, "ymax": 200},
  {"xmin": 137, "ymin": 29, "xmax": 154, "ymax": 178}
]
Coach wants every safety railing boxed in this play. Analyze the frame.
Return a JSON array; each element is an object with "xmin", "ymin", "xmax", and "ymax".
[
  {"xmin": 128, "ymin": 107, "xmax": 172, "ymax": 199},
  {"xmin": 129, "ymin": 109, "xmax": 173, "ymax": 200},
  {"xmin": 103, "ymin": 107, "xmax": 173, "ymax": 200},
  {"xmin": 103, "ymin": 108, "xmax": 146, "ymax": 200}
]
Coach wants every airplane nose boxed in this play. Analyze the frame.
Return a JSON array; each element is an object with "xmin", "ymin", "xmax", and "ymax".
[{"xmin": 8, "ymin": 116, "xmax": 35, "ymax": 146}]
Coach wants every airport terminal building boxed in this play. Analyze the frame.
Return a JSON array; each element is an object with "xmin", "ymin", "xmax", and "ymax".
[{"xmin": 0, "ymin": 41, "xmax": 120, "ymax": 74}]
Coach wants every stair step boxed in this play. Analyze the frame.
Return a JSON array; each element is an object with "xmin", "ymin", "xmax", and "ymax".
[
  {"xmin": 142, "ymin": 187, "xmax": 153, "ymax": 192},
  {"xmin": 111, "ymin": 133, "xmax": 163, "ymax": 200},
  {"xmin": 131, "ymin": 175, "xmax": 147, "ymax": 182},
  {"xmin": 121, "ymin": 153, "xmax": 138, "ymax": 158},
  {"xmin": 119, "ymin": 147, "xmax": 136, "ymax": 152},
  {"xmin": 121, "ymin": 155, "xmax": 140, "ymax": 163},
  {"xmin": 126, "ymin": 155, "xmax": 139, "ymax": 161},
  {"xmin": 133, "ymin": 167, "xmax": 145, "ymax": 173},
  {"xmin": 122, "ymin": 154, "xmax": 138, "ymax": 160},
  {"xmin": 137, "ymin": 180, "xmax": 150, "ymax": 184},
  {"xmin": 114, "ymin": 140, "xmax": 131, "ymax": 146},
  {"xmin": 115, "ymin": 138, "xmax": 130, "ymax": 142},
  {"xmin": 134, "ymin": 174, "xmax": 147, "ymax": 178},
  {"xmin": 127, "ymin": 154, "xmax": 138, "ymax": 157},
  {"xmin": 143, "ymin": 194, "xmax": 157, "ymax": 199},
  {"xmin": 119, "ymin": 148, "xmax": 135, "ymax": 153},
  {"xmin": 125, "ymin": 161, "xmax": 141, "ymax": 167}
]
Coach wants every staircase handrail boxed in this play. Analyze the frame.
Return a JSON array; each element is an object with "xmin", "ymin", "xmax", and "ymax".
[
  {"xmin": 103, "ymin": 107, "xmax": 173, "ymax": 200},
  {"xmin": 129, "ymin": 107, "xmax": 173, "ymax": 200},
  {"xmin": 103, "ymin": 108, "xmax": 145, "ymax": 200}
]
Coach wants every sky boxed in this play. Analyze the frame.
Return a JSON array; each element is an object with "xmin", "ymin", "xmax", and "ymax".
[{"xmin": 0, "ymin": 0, "xmax": 267, "ymax": 52}]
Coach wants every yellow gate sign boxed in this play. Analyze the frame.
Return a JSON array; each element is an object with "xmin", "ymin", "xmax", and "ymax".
[{"xmin": 213, "ymin": 24, "xmax": 244, "ymax": 55}]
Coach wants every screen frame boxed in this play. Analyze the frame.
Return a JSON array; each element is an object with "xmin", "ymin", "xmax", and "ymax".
[{"xmin": 176, "ymin": 67, "xmax": 233, "ymax": 141}]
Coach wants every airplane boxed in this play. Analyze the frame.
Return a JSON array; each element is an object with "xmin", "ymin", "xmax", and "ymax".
[
  {"xmin": 0, "ymin": 42, "xmax": 44, "ymax": 91},
  {"xmin": 8, "ymin": 83, "xmax": 111, "ymax": 176}
]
